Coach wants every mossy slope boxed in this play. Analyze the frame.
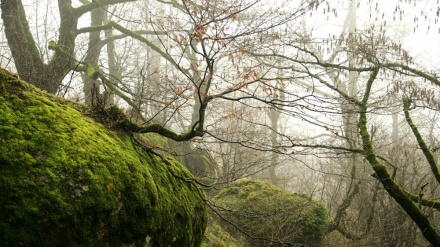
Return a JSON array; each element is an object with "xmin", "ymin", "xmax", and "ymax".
[
  {"xmin": 142, "ymin": 133, "xmax": 216, "ymax": 183},
  {"xmin": 0, "ymin": 68, "xmax": 207, "ymax": 246},
  {"xmin": 201, "ymin": 213, "xmax": 246, "ymax": 247},
  {"xmin": 213, "ymin": 180, "xmax": 327, "ymax": 247}
]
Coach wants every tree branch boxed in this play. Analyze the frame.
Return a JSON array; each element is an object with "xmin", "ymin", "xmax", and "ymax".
[
  {"xmin": 359, "ymin": 68, "xmax": 440, "ymax": 246},
  {"xmin": 105, "ymin": 21, "xmax": 186, "ymax": 73},
  {"xmin": 74, "ymin": 0, "xmax": 137, "ymax": 18},
  {"xmin": 383, "ymin": 63, "xmax": 440, "ymax": 87},
  {"xmin": 403, "ymin": 97, "xmax": 440, "ymax": 185}
]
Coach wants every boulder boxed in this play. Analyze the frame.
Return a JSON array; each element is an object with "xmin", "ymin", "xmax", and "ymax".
[
  {"xmin": 0, "ymin": 68, "xmax": 207, "ymax": 246},
  {"xmin": 213, "ymin": 180, "xmax": 327, "ymax": 247}
]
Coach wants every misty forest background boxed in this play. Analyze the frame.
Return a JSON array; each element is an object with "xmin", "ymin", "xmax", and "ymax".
[{"xmin": 2, "ymin": 0, "xmax": 440, "ymax": 246}]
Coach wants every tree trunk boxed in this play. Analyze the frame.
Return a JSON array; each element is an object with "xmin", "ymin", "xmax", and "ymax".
[
  {"xmin": 104, "ymin": 5, "xmax": 119, "ymax": 106},
  {"xmin": 1, "ymin": 0, "xmax": 77, "ymax": 94},
  {"xmin": 82, "ymin": 6, "xmax": 106, "ymax": 104}
]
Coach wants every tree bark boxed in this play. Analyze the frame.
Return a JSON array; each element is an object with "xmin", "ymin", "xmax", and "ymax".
[
  {"xmin": 82, "ymin": 5, "xmax": 106, "ymax": 104},
  {"xmin": 1, "ymin": 0, "xmax": 44, "ymax": 88},
  {"xmin": 1, "ymin": 0, "xmax": 77, "ymax": 94}
]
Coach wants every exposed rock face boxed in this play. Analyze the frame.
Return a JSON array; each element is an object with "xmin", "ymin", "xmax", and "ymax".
[
  {"xmin": 213, "ymin": 180, "xmax": 327, "ymax": 247},
  {"xmin": 0, "ymin": 68, "xmax": 207, "ymax": 247}
]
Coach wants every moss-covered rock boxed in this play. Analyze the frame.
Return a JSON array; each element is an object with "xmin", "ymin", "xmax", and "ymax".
[
  {"xmin": 0, "ymin": 68, "xmax": 207, "ymax": 246},
  {"xmin": 142, "ymin": 133, "xmax": 217, "ymax": 185},
  {"xmin": 201, "ymin": 213, "xmax": 246, "ymax": 247},
  {"xmin": 213, "ymin": 180, "xmax": 327, "ymax": 247}
]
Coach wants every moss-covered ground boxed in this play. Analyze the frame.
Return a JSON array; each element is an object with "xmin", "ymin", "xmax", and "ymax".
[{"xmin": 0, "ymin": 68, "xmax": 207, "ymax": 246}]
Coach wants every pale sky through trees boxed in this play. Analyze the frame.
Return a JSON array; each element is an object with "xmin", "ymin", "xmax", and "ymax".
[
  {"xmin": 25, "ymin": 0, "xmax": 440, "ymax": 71},
  {"xmin": 280, "ymin": 0, "xmax": 440, "ymax": 139},
  {"xmin": 306, "ymin": 0, "xmax": 440, "ymax": 66},
  {"xmin": 241, "ymin": 0, "xmax": 439, "ymax": 123}
]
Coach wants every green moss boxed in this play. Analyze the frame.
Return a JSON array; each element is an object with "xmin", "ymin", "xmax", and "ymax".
[
  {"xmin": 201, "ymin": 214, "xmax": 246, "ymax": 247},
  {"xmin": 0, "ymin": 68, "xmax": 207, "ymax": 246},
  {"xmin": 86, "ymin": 66, "xmax": 100, "ymax": 80},
  {"xmin": 48, "ymin": 40, "xmax": 57, "ymax": 50},
  {"xmin": 91, "ymin": 104, "xmax": 142, "ymax": 132},
  {"xmin": 213, "ymin": 180, "xmax": 327, "ymax": 247},
  {"xmin": 142, "ymin": 133, "xmax": 217, "ymax": 183}
]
